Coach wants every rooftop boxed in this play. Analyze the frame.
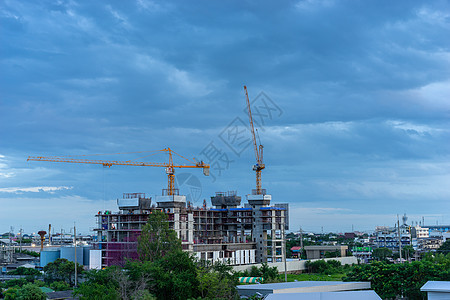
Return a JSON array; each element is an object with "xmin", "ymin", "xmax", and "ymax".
[
  {"xmin": 421, "ymin": 281, "xmax": 450, "ymax": 292},
  {"xmin": 265, "ymin": 291, "xmax": 381, "ymax": 300}
]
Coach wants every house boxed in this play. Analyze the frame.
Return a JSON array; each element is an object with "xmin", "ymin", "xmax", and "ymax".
[{"xmin": 290, "ymin": 246, "xmax": 302, "ymax": 258}]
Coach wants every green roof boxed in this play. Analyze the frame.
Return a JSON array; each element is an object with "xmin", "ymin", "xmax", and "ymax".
[{"xmin": 39, "ymin": 287, "xmax": 55, "ymax": 293}]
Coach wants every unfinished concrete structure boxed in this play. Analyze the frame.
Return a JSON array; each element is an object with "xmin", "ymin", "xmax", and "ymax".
[{"xmin": 93, "ymin": 191, "xmax": 288, "ymax": 267}]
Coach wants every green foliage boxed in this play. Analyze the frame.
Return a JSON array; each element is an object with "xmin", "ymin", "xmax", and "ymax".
[
  {"xmin": 5, "ymin": 278, "xmax": 27, "ymax": 289},
  {"xmin": 305, "ymin": 259, "xmax": 342, "ymax": 274},
  {"xmin": 422, "ymin": 252, "xmax": 450, "ymax": 268},
  {"xmin": 237, "ymin": 262, "xmax": 279, "ymax": 282},
  {"xmin": 77, "ymin": 213, "xmax": 242, "ymax": 300},
  {"xmin": 74, "ymin": 268, "xmax": 121, "ymax": 300},
  {"xmin": 438, "ymin": 240, "xmax": 450, "ymax": 254},
  {"xmin": 149, "ymin": 250, "xmax": 200, "ymax": 299},
  {"xmin": 78, "ymin": 252, "xmax": 202, "ymax": 300},
  {"xmin": 324, "ymin": 250, "xmax": 340, "ymax": 258},
  {"xmin": 7, "ymin": 267, "xmax": 41, "ymax": 276},
  {"xmin": 344, "ymin": 260, "xmax": 450, "ymax": 300},
  {"xmin": 15, "ymin": 283, "xmax": 46, "ymax": 300},
  {"xmin": 75, "ymin": 282, "xmax": 120, "ymax": 300},
  {"xmin": 401, "ymin": 245, "xmax": 415, "ymax": 259},
  {"xmin": 372, "ymin": 247, "xmax": 393, "ymax": 261},
  {"xmin": 4, "ymin": 287, "xmax": 19, "ymax": 300},
  {"xmin": 49, "ymin": 280, "xmax": 70, "ymax": 291},
  {"xmin": 17, "ymin": 249, "xmax": 40, "ymax": 257},
  {"xmin": 197, "ymin": 261, "xmax": 238, "ymax": 299},
  {"xmin": 32, "ymin": 280, "xmax": 45, "ymax": 287},
  {"xmin": 283, "ymin": 273, "xmax": 346, "ymax": 281},
  {"xmin": 43, "ymin": 258, "xmax": 84, "ymax": 285},
  {"xmin": 137, "ymin": 210, "xmax": 182, "ymax": 262}
]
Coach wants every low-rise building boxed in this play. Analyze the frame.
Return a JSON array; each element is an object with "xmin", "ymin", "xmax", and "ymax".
[
  {"xmin": 375, "ymin": 225, "xmax": 411, "ymax": 250},
  {"xmin": 304, "ymin": 245, "xmax": 348, "ymax": 259}
]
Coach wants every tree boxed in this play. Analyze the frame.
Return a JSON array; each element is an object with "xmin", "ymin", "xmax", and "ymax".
[
  {"xmin": 145, "ymin": 250, "xmax": 199, "ymax": 300},
  {"xmin": 438, "ymin": 240, "xmax": 450, "ymax": 254},
  {"xmin": 75, "ymin": 282, "xmax": 120, "ymax": 300},
  {"xmin": 5, "ymin": 278, "xmax": 27, "ymax": 289},
  {"xmin": 239, "ymin": 262, "xmax": 279, "ymax": 282},
  {"xmin": 344, "ymin": 260, "xmax": 450, "ymax": 299},
  {"xmin": 43, "ymin": 258, "xmax": 84, "ymax": 285},
  {"xmin": 402, "ymin": 245, "xmax": 415, "ymax": 260},
  {"xmin": 16, "ymin": 283, "xmax": 46, "ymax": 300},
  {"xmin": 137, "ymin": 210, "xmax": 182, "ymax": 262},
  {"xmin": 197, "ymin": 261, "xmax": 238, "ymax": 299},
  {"xmin": 4, "ymin": 287, "xmax": 19, "ymax": 300},
  {"xmin": 7, "ymin": 267, "xmax": 41, "ymax": 276},
  {"xmin": 73, "ymin": 268, "xmax": 121, "ymax": 300},
  {"xmin": 372, "ymin": 247, "xmax": 393, "ymax": 261}
]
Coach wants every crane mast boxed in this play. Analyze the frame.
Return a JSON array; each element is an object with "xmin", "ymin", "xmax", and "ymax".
[
  {"xmin": 27, "ymin": 148, "xmax": 209, "ymax": 196},
  {"xmin": 244, "ymin": 86, "xmax": 265, "ymax": 195}
]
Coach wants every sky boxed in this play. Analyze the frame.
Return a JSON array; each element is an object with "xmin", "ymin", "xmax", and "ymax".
[{"xmin": 1, "ymin": 0, "xmax": 450, "ymax": 235}]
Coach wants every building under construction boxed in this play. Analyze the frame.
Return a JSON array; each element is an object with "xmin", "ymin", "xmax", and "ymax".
[{"xmin": 91, "ymin": 190, "xmax": 288, "ymax": 268}]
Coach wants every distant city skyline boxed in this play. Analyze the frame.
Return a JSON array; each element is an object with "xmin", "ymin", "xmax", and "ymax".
[{"xmin": 1, "ymin": 0, "xmax": 449, "ymax": 234}]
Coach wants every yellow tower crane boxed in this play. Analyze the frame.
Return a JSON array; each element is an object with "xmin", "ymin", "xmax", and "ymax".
[
  {"xmin": 27, "ymin": 148, "xmax": 209, "ymax": 196},
  {"xmin": 244, "ymin": 86, "xmax": 265, "ymax": 195}
]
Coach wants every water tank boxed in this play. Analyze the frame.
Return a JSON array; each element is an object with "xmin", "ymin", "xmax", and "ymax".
[
  {"xmin": 40, "ymin": 249, "xmax": 61, "ymax": 267},
  {"xmin": 60, "ymin": 246, "xmax": 83, "ymax": 265},
  {"xmin": 82, "ymin": 246, "xmax": 92, "ymax": 266}
]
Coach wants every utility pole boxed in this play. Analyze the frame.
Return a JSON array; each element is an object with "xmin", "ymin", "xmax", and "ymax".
[
  {"xmin": 397, "ymin": 215, "xmax": 402, "ymax": 263},
  {"xmin": 283, "ymin": 226, "xmax": 287, "ymax": 282},
  {"xmin": 74, "ymin": 223, "xmax": 77, "ymax": 287},
  {"xmin": 19, "ymin": 228, "xmax": 23, "ymax": 252},
  {"xmin": 300, "ymin": 227, "xmax": 304, "ymax": 259},
  {"xmin": 48, "ymin": 224, "xmax": 52, "ymax": 246}
]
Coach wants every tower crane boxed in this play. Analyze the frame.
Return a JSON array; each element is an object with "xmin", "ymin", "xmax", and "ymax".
[
  {"xmin": 27, "ymin": 148, "xmax": 209, "ymax": 196},
  {"xmin": 244, "ymin": 86, "xmax": 265, "ymax": 195}
]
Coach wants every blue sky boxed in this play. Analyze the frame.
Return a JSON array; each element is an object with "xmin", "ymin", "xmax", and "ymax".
[{"xmin": 1, "ymin": 0, "xmax": 449, "ymax": 235}]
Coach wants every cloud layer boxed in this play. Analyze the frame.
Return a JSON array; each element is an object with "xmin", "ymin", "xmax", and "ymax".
[{"xmin": 1, "ymin": 0, "xmax": 449, "ymax": 233}]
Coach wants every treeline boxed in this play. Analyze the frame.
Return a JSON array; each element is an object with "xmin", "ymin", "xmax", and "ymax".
[
  {"xmin": 344, "ymin": 253, "xmax": 450, "ymax": 300},
  {"xmin": 0, "ymin": 260, "xmax": 81, "ymax": 299}
]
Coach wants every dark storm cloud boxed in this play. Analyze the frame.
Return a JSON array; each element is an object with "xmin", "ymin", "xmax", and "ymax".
[{"xmin": 1, "ymin": 0, "xmax": 449, "ymax": 232}]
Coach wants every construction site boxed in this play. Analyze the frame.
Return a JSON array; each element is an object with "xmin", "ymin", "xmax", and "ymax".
[{"xmin": 27, "ymin": 86, "xmax": 289, "ymax": 268}]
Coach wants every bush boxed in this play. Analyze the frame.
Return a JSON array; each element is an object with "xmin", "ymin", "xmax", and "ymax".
[{"xmin": 305, "ymin": 259, "xmax": 342, "ymax": 274}]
